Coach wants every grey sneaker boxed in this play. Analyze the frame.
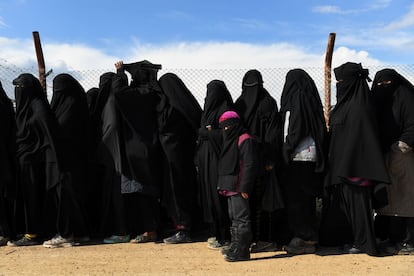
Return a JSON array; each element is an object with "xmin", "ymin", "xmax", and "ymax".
[
  {"xmin": 163, "ymin": 231, "xmax": 192, "ymax": 244},
  {"xmin": 397, "ymin": 243, "xmax": 414, "ymax": 255},
  {"xmin": 207, "ymin": 240, "xmax": 230, "ymax": 250},
  {"xmin": 43, "ymin": 235, "xmax": 74, "ymax": 248},
  {"xmin": 7, "ymin": 235, "xmax": 39, "ymax": 247},
  {"xmin": 0, "ymin": 236, "xmax": 10, "ymax": 246}
]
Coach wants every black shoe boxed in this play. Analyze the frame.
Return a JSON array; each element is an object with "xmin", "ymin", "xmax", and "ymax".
[
  {"xmin": 163, "ymin": 231, "xmax": 192, "ymax": 244},
  {"xmin": 224, "ymin": 247, "xmax": 250, "ymax": 262}
]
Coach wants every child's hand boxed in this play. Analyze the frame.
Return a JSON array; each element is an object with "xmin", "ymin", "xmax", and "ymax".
[{"xmin": 241, "ymin": 192, "xmax": 249, "ymax": 199}]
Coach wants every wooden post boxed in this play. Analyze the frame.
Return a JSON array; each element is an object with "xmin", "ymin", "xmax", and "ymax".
[
  {"xmin": 324, "ymin": 33, "xmax": 336, "ymax": 129},
  {"xmin": 32, "ymin": 31, "xmax": 47, "ymax": 94}
]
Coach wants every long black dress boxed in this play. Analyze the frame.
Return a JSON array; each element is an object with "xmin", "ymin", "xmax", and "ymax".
[
  {"xmin": 372, "ymin": 69, "xmax": 414, "ymax": 248},
  {"xmin": 86, "ymin": 73, "xmax": 115, "ymax": 236},
  {"xmin": 99, "ymin": 62, "xmax": 162, "ymax": 238},
  {"xmin": 196, "ymin": 80, "xmax": 233, "ymax": 242},
  {"xmin": 13, "ymin": 73, "xmax": 63, "ymax": 237},
  {"xmin": 235, "ymin": 69, "xmax": 284, "ymax": 245},
  {"xmin": 50, "ymin": 73, "xmax": 88, "ymax": 238},
  {"xmin": 279, "ymin": 69, "xmax": 327, "ymax": 247},
  {"xmin": 158, "ymin": 73, "xmax": 202, "ymax": 233},
  {"xmin": 324, "ymin": 62, "xmax": 390, "ymax": 255},
  {"xmin": 0, "ymin": 81, "xmax": 16, "ymax": 240}
]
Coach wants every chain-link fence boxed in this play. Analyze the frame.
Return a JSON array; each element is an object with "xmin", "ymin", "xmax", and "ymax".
[{"xmin": 1, "ymin": 58, "xmax": 414, "ymax": 108}]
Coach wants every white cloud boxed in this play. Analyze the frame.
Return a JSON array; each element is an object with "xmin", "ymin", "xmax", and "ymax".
[
  {"xmin": 125, "ymin": 41, "xmax": 325, "ymax": 69},
  {"xmin": 384, "ymin": 3, "xmax": 414, "ymax": 31},
  {"xmin": 0, "ymin": 36, "xmax": 388, "ymax": 102},
  {"xmin": 332, "ymin": 46, "xmax": 382, "ymax": 67},
  {"xmin": 313, "ymin": 0, "xmax": 391, "ymax": 14}
]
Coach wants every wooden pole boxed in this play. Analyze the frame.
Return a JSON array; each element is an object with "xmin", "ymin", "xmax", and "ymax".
[
  {"xmin": 324, "ymin": 33, "xmax": 336, "ymax": 129},
  {"xmin": 32, "ymin": 31, "xmax": 47, "ymax": 94}
]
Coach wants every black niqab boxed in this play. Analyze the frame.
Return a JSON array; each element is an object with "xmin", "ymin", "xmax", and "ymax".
[
  {"xmin": 371, "ymin": 68, "xmax": 414, "ymax": 149},
  {"xmin": 218, "ymin": 117, "xmax": 246, "ymax": 176},
  {"xmin": 50, "ymin": 73, "xmax": 88, "ymax": 167},
  {"xmin": 158, "ymin": 73, "xmax": 202, "ymax": 131},
  {"xmin": 14, "ymin": 73, "xmax": 62, "ymax": 189},
  {"xmin": 280, "ymin": 69, "xmax": 327, "ymax": 172},
  {"xmin": 326, "ymin": 62, "xmax": 389, "ymax": 185},
  {"xmin": 235, "ymin": 69, "xmax": 280, "ymax": 165}
]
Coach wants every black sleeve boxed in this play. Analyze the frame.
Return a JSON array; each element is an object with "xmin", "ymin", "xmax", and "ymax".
[
  {"xmin": 398, "ymin": 89, "xmax": 414, "ymax": 147},
  {"xmin": 239, "ymin": 138, "xmax": 259, "ymax": 194}
]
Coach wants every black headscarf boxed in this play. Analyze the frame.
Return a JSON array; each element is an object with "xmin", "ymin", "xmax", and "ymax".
[
  {"xmin": 235, "ymin": 69, "xmax": 280, "ymax": 166},
  {"xmin": 50, "ymin": 73, "xmax": 88, "ymax": 167},
  {"xmin": 86, "ymin": 87, "xmax": 99, "ymax": 110},
  {"xmin": 158, "ymin": 73, "xmax": 202, "ymax": 132},
  {"xmin": 218, "ymin": 112, "xmax": 247, "ymax": 176},
  {"xmin": 326, "ymin": 62, "xmax": 389, "ymax": 186},
  {"xmin": 0, "ymin": 81, "xmax": 16, "ymax": 197},
  {"xmin": 201, "ymin": 80, "xmax": 234, "ymax": 128},
  {"xmin": 371, "ymin": 68, "xmax": 414, "ymax": 150},
  {"xmin": 13, "ymin": 73, "xmax": 62, "ymax": 189},
  {"xmin": 199, "ymin": 80, "xmax": 234, "ymax": 156},
  {"xmin": 280, "ymin": 69, "xmax": 327, "ymax": 172}
]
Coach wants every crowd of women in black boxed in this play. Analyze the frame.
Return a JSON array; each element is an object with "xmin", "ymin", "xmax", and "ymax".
[{"xmin": 0, "ymin": 60, "xmax": 413, "ymax": 259}]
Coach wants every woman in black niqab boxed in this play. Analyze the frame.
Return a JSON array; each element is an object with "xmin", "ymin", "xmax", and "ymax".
[
  {"xmin": 0, "ymin": 81, "xmax": 16, "ymax": 243},
  {"xmin": 48, "ymin": 73, "xmax": 88, "ymax": 241},
  {"xmin": 158, "ymin": 73, "xmax": 202, "ymax": 243},
  {"xmin": 371, "ymin": 69, "xmax": 414, "ymax": 253},
  {"xmin": 196, "ymin": 80, "xmax": 233, "ymax": 245},
  {"xmin": 235, "ymin": 69, "xmax": 283, "ymax": 249},
  {"xmin": 324, "ymin": 62, "xmax": 389, "ymax": 256},
  {"xmin": 9, "ymin": 73, "xmax": 63, "ymax": 245},
  {"xmin": 279, "ymin": 69, "xmax": 327, "ymax": 253}
]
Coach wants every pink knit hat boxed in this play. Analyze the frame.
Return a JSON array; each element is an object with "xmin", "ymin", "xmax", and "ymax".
[{"xmin": 219, "ymin": 111, "xmax": 240, "ymax": 123}]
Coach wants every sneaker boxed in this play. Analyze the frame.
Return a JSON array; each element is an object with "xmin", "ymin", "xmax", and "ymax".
[
  {"xmin": 43, "ymin": 235, "xmax": 74, "ymax": 248},
  {"xmin": 7, "ymin": 234, "xmax": 39, "ymax": 247},
  {"xmin": 0, "ymin": 236, "xmax": 10, "ymax": 246},
  {"xmin": 343, "ymin": 244, "xmax": 363, "ymax": 254},
  {"xmin": 103, "ymin": 235, "xmax": 130, "ymax": 244},
  {"xmin": 250, "ymin": 241, "xmax": 279, "ymax": 253},
  {"xmin": 207, "ymin": 240, "xmax": 230, "ymax": 250},
  {"xmin": 397, "ymin": 243, "xmax": 414, "ymax": 255},
  {"xmin": 163, "ymin": 231, "xmax": 192, "ymax": 244},
  {"xmin": 207, "ymin": 237, "xmax": 216, "ymax": 244},
  {"xmin": 130, "ymin": 233, "xmax": 157, "ymax": 244}
]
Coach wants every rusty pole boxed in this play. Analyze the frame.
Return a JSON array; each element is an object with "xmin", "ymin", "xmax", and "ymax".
[
  {"xmin": 32, "ymin": 31, "xmax": 47, "ymax": 95},
  {"xmin": 324, "ymin": 33, "xmax": 336, "ymax": 130}
]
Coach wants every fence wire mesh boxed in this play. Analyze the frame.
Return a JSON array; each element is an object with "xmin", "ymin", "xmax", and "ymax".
[{"xmin": 1, "ymin": 58, "xmax": 414, "ymax": 109}]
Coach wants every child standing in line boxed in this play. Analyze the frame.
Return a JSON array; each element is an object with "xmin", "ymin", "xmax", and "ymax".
[{"xmin": 217, "ymin": 111, "xmax": 260, "ymax": 262}]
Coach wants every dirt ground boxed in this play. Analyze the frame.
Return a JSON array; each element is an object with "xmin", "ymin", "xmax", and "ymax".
[{"xmin": 1, "ymin": 240, "xmax": 413, "ymax": 275}]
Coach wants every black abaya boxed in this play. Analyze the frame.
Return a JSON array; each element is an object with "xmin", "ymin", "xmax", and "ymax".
[
  {"xmin": 0, "ymin": 81, "xmax": 16, "ymax": 238},
  {"xmin": 50, "ymin": 73, "xmax": 89, "ymax": 238},
  {"xmin": 13, "ymin": 73, "xmax": 63, "ymax": 235},
  {"xmin": 196, "ymin": 80, "xmax": 233, "ymax": 240},
  {"xmin": 158, "ymin": 73, "xmax": 202, "ymax": 230}
]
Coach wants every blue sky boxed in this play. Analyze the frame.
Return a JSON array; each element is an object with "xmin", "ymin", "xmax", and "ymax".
[{"xmin": 0, "ymin": 0, "xmax": 413, "ymax": 70}]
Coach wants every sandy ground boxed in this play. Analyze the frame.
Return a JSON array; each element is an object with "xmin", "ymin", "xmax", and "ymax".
[{"xmin": 1, "ymin": 240, "xmax": 413, "ymax": 275}]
